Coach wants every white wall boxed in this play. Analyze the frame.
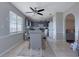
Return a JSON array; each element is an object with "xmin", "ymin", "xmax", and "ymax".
[
  {"xmin": 63, "ymin": 3, "xmax": 79, "ymax": 41},
  {"xmin": 55, "ymin": 12, "xmax": 64, "ymax": 40},
  {"xmin": 0, "ymin": 2, "xmax": 25, "ymax": 55},
  {"xmin": 48, "ymin": 12, "xmax": 63, "ymax": 41}
]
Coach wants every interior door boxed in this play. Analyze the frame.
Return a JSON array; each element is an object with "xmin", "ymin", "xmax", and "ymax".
[{"xmin": 66, "ymin": 14, "xmax": 75, "ymax": 43}]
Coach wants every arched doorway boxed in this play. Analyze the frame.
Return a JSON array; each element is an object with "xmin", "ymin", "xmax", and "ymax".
[{"xmin": 65, "ymin": 13, "xmax": 75, "ymax": 43}]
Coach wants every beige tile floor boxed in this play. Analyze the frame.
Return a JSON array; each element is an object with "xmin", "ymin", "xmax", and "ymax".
[
  {"xmin": 3, "ymin": 41, "xmax": 29, "ymax": 57},
  {"xmin": 2, "ymin": 40, "xmax": 78, "ymax": 57},
  {"xmin": 48, "ymin": 40, "xmax": 78, "ymax": 57}
]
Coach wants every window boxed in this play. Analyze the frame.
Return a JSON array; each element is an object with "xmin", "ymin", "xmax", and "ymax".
[
  {"xmin": 9, "ymin": 11, "xmax": 23, "ymax": 33},
  {"xmin": 17, "ymin": 16, "xmax": 23, "ymax": 32},
  {"xmin": 10, "ymin": 11, "xmax": 17, "ymax": 32}
]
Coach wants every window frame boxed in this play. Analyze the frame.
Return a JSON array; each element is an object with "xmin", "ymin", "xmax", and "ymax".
[{"xmin": 9, "ymin": 11, "xmax": 23, "ymax": 33}]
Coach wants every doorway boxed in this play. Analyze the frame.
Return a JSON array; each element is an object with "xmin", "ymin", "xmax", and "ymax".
[{"xmin": 65, "ymin": 13, "xmax": 75, "ymax": 43}]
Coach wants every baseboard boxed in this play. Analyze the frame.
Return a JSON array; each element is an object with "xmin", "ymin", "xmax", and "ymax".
[{"xmin": 0, "ymin": 39, "xmax": 24, "ymax": 56}]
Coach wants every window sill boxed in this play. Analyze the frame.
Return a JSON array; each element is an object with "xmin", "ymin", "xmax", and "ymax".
[
  {"xmin": 0, "ymin": 32, "xmax": 23, "ymax": 39},
  {"xmin": 9, "ymin": 31, "xmax": 23, "ymax": 35}
]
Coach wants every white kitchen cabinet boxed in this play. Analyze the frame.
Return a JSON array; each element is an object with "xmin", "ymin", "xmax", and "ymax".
[{"xmin": 29, "ymin": 30, "xmax": 42, "ymax": 49}]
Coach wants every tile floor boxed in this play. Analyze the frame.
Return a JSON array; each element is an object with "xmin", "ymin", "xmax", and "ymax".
[
  {"xmin": 47, "ymin": 39, "xmax": 78, "ymax": 57},
  {"xmin": 2, "ymin": 39, "xmax": 78, "ymax": 57}
]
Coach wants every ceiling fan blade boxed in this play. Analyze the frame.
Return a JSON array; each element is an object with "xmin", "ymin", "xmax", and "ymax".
[
  {"xmin": 37, "ymin": 13, "xmax": 43, "ymax": 15},
  {"xmin": 30, "ymin": 7, "xmax": 35, "ymax": 12},
  {"xmin": 38, "ymin": 9, "xmax": 44, "ymax": 12},
  {"xmin": 26, "ymin": 12, "xmax": 33, "ymax": 13}
]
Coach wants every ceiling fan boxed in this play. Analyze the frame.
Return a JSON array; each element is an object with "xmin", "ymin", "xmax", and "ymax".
[{"xmin": 26, "ymin": 7, "xmax": 45, "ymax": 16}]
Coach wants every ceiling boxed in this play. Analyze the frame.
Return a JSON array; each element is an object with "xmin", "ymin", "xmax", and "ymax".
[{"xmin": 11, "ymin": 2, "xmax": 76, "ymax": 21}]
